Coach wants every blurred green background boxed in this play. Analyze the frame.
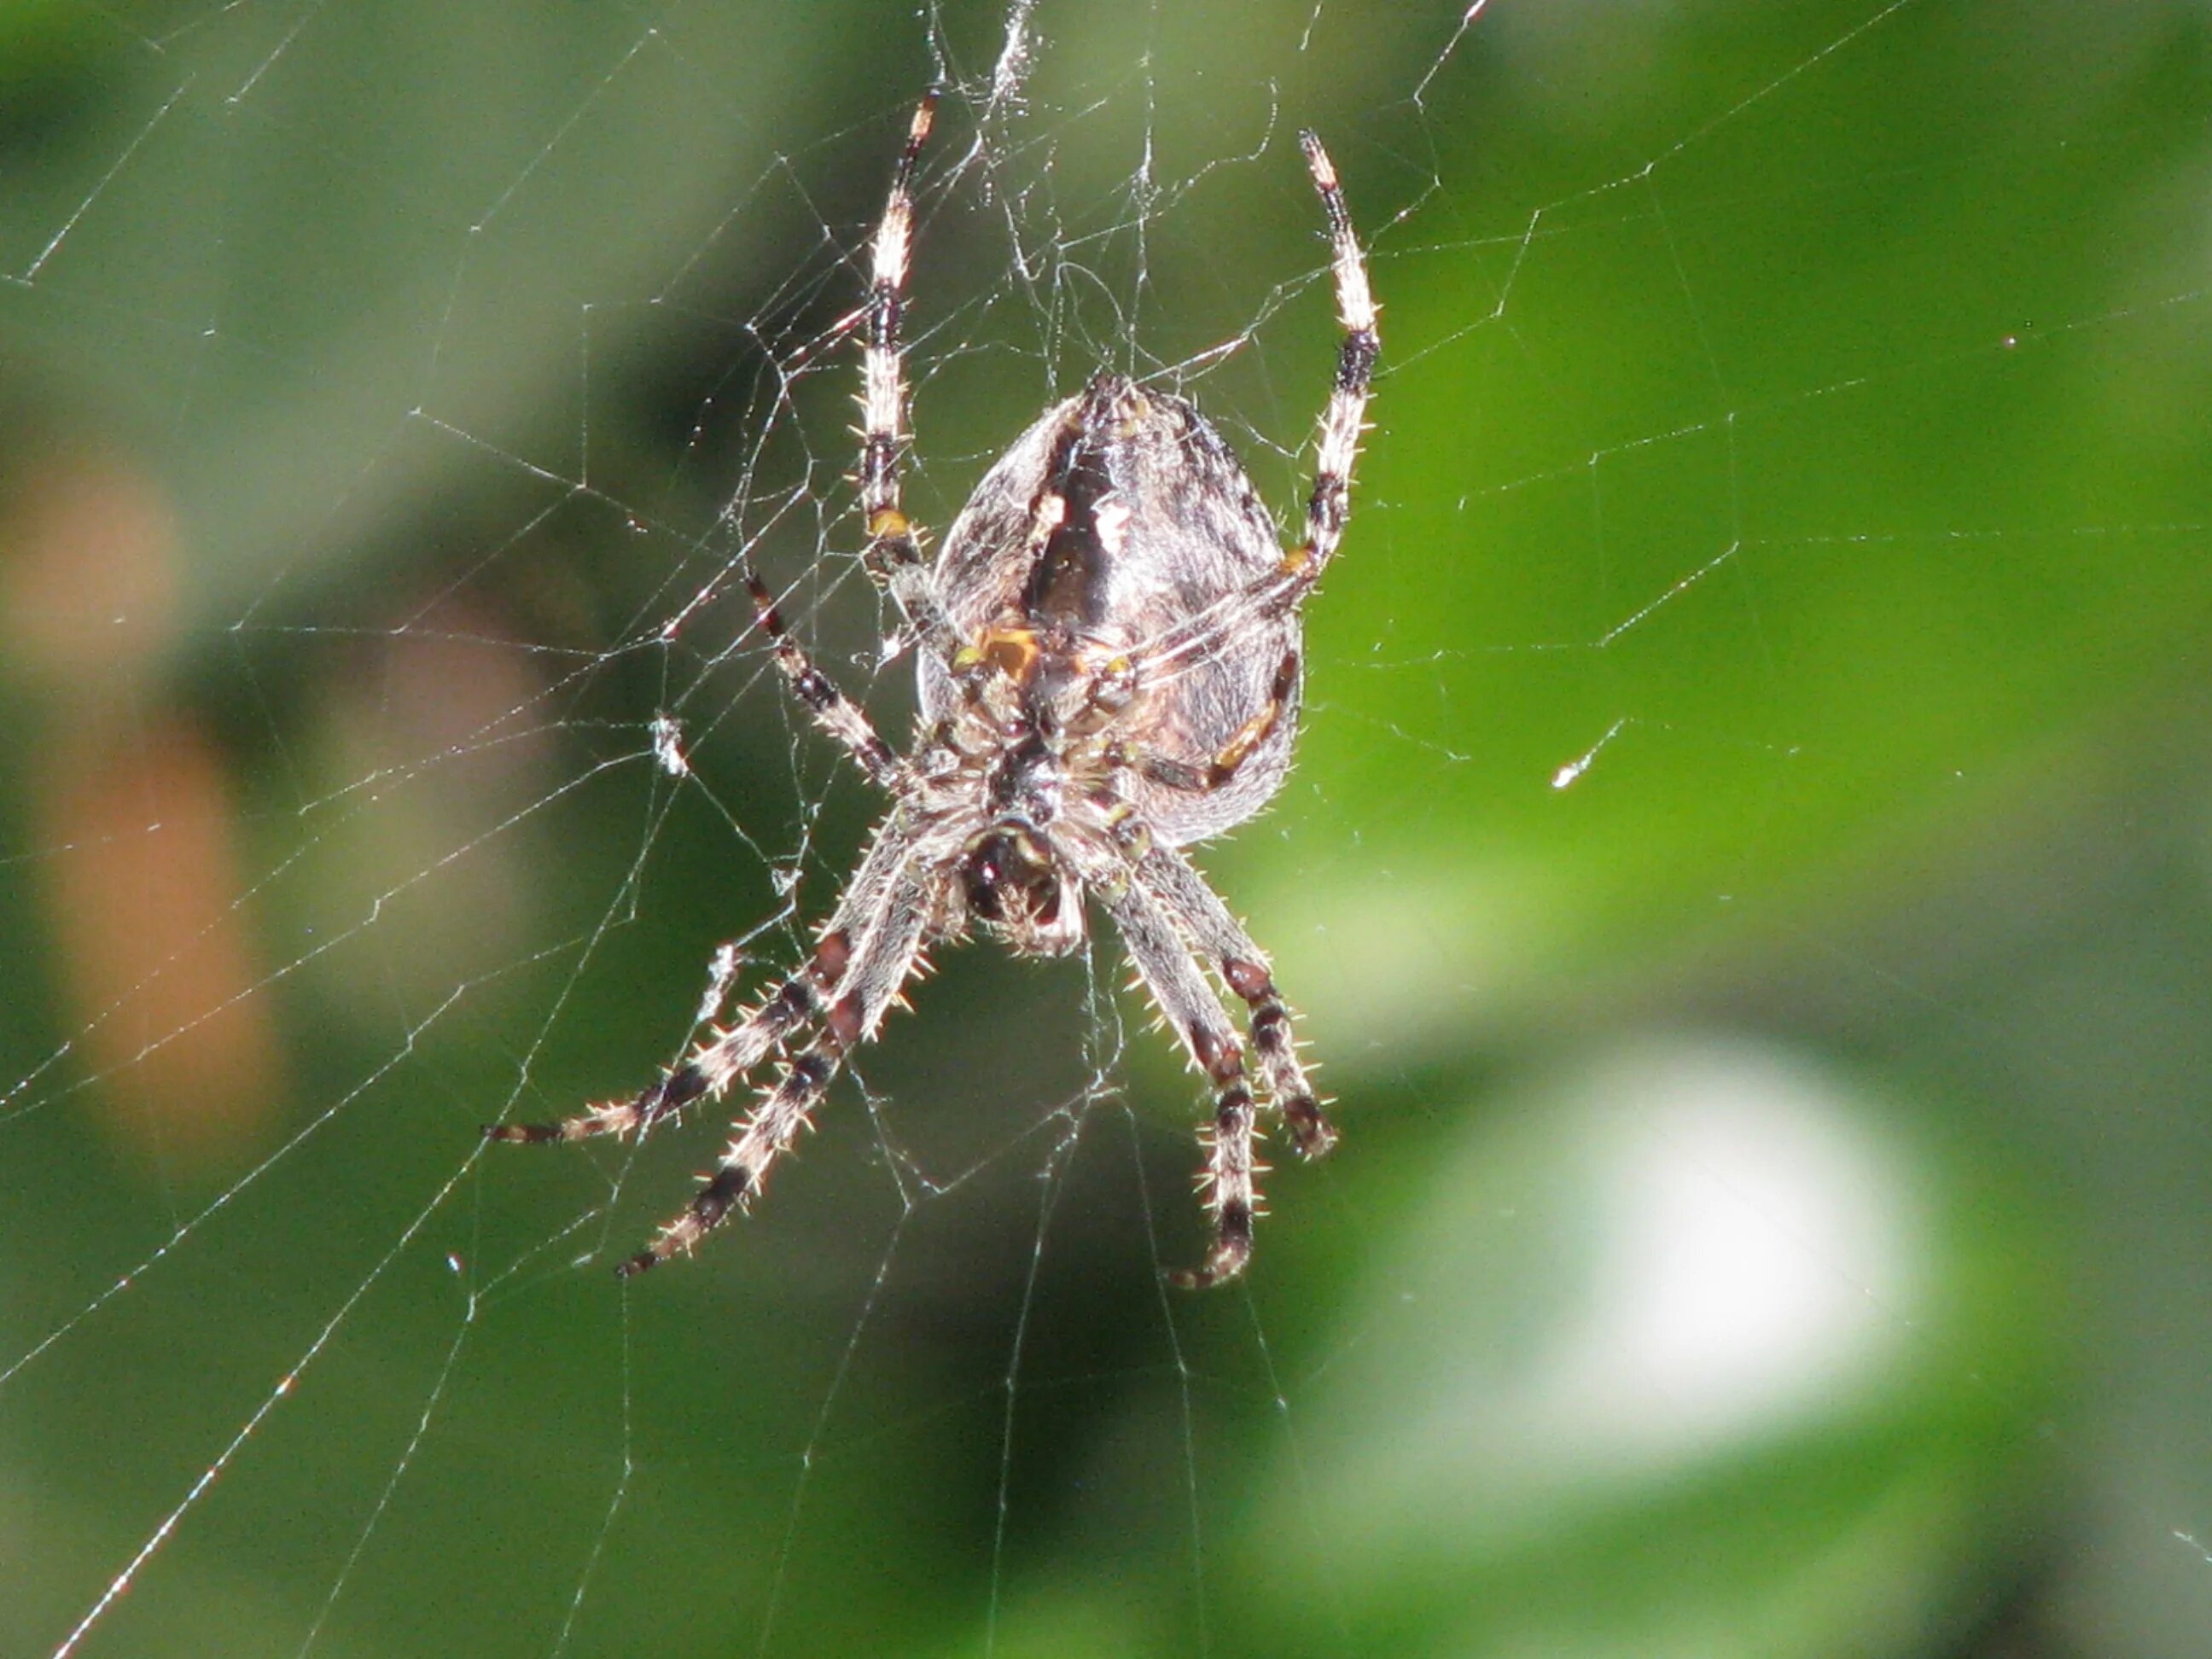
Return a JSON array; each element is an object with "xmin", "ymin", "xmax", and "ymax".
[{"xmin": 4, "ymin": 1, "xmax": 2211, "ymax": 1655}]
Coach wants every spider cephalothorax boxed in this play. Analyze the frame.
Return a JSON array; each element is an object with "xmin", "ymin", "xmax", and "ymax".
[{"xmin": 490, "ymin": 96, "xmax": 1376, "ymax": 1289}]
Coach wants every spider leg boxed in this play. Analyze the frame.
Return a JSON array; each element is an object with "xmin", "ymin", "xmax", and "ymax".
[
  {"xmin": 1095, "ymin": 864, "xmax": 1266, "ymax": 1289},
  {"xmin": 1133, "ymin": 842, "xmax": 1337, "ymax": 1160},
  {"xmin": 858, "ymin": 93, "xmax": 962, "ymax": 658},
  {"xmin": 1107, "ymin": 651, "xmax": 1298, "ymax": 795},
  {"xmin": 484, "ymin": 809, "xmax": 915, "ymax": 1145},
  {"xmin": 1100, "ymin": 131, "xmax": 1376, "ymax": 692},
  {"xmin": 1284, "ymin": 130, "xmax": 1377, "ymax": 594},
  {"xmin": 483, "ymin": 1061, "xmax": 715, "ymax": 1148},
  {"xmin": 747, "ymin": 571, "xmax": 900, "ymax": 789},
  {"xmin": 617, "ymin": 858, "xmax": 934, "ymax": 1278}
]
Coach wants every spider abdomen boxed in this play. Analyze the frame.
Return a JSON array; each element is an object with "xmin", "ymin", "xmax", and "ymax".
[{"xmin": 919, "ymin": 374, "xmax": 1302, "ymax": 846}]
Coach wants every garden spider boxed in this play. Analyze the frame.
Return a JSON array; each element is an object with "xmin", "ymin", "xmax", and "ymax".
[{"xmin": 489, "ymin": 96, "xmax": 1377, "ymax": 1289}]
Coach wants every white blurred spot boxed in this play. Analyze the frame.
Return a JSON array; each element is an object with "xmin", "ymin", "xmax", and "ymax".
[
  {"xmin": 1328, "ymin": 1038, "xmax": 1924, "ymax": 1540},
  {"xmin": 1525, "ymin": 1041, "xmax": 1917, "ymax": 1468}
]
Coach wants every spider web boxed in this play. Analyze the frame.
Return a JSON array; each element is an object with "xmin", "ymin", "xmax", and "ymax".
[{"xmin": 5, "ymin": 1, "xmax": 2212, "ymax": 1655}]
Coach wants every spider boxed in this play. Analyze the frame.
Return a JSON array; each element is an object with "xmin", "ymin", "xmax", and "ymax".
[{"xmin": 489, "ymin": 96, "xmax": 1377, "ymax": 1289}]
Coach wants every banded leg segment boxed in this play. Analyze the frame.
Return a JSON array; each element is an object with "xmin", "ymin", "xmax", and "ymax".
[
  {"xmin": 483, "ymin": 1062, "xmax": 714, "ymax": 1148},
  {"xmin": 1136, "ymin": 842, "xmax": 1336, "ymax": 1159},
  {"xmin": 1103, "ymin": 131, "xmax": 1375, "ymax": 694},
  {"xmin": 857, "ymin": 94, "xmax": 959, "ymax": 656},
  {"xmin": 747, "ymin": 571, "xmax": 899, "ymax": 788},
  {"xmin": 1098, "ymin": 870, "xmax": 1266, "ymax": 1289},
  {"xmin": 618, "ymin": 861, "xmax": 935, "ymax": 1278},
  {"xmin": 485, "ymin": 812, "xmax": 915, "ymax": 1147},
  {"xmin": 1286, "ymin": 129, "xmax": 1377, "ymax": 591},
  {"xmin": 482, "ymin": 934, "xmax": 847, "ymax": 1150}
]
